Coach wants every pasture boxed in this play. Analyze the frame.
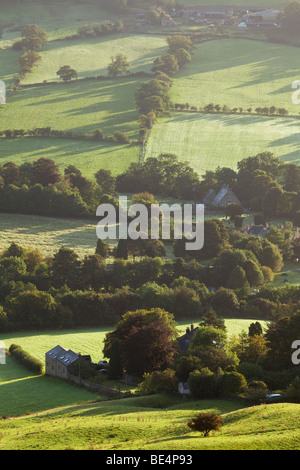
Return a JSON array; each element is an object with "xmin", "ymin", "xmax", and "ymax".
[
  {"xmin": 0, "ymin": 355, "xmax": 101, "ymax": 417},
  {"xmin": 0, "ymin": 213, "xmax": 100, "ymax": 258},
  {"xmin": 145, "ymin": 113, "xmax": 300, "ymax": 176},
  {"xmin": 21, "ymin": 35, "xmax": 168, "ymax": 85},
  {"xmin": 171, "ymin": 39, "xmax": 300, "ymax": 114},
  {"xmin": 0, "ymin": 396, "xmax": 299, "ymax": 450},
  {"xmin": 0, "ymin": 0, "xmax": 116, "ymax": 40},
  {"xmin": 0, "ymin": 137, "xmax": 140, "ymax": 178},
  {"xmin": 1, "ymin": 77, "xmax": 142, "ymax": 139}
]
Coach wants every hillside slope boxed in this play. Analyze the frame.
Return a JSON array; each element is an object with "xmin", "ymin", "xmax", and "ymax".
[{"xmin": 0, "ymin": 395, "xmax": 299, "ymax": 450}]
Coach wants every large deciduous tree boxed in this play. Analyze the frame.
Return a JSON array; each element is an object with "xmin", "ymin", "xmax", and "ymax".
[
  {"xmin": 103, "ymin": 308, "xmax": 178, "ymax": 377},
  {"xmin": 107, "ymin": 53, "xmax": 130, "ymax": 77},
  {"xmin": 21, "ymin": 24, "xmax": 48, "ymax": 50}
]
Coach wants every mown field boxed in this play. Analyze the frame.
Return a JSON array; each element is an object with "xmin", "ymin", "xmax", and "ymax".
[
  {"xmin": 171, "ymin": 39, "xmax": 300, "ymax": 114},
  {"xmin": 145, "ymin": 112, "xmax": 300, "ymax": 176},
  {"xmin": 0, "ymin": 396, "xmax": 299, "ymax": 450}
]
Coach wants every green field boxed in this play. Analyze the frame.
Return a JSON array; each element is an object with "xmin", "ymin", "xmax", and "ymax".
[
  {"xmin": 0, "ymin": 395, "xmax": 299, "ymax": 450},
  {"xmin": 171, "ymin": 39, "xmax": 300, "ymax": 114},
  {"xmin": 0, "ymin": 355, "xmax": 101, "ymax": 417},
  {"xmin": 1, "ymin": 77, "xmax": 142, "ymax": 139},
  {"xmin": 0, "ymin": 0, "xmax": 117, "ymax": 41},
  {"xmin": 0, "ymin": 137, "xmax": 139, "ymax": 178},
  {"xmin": 22, "ymin": 35, "xmax": 168, "ymax": 85},
  {"xmin": 0, "ymin": 48, "xmax": 20, "ymax": 85},
  {"xmin": 145, "ymin": 113, "xmax": 300, "ymax": 176},
  {"xmin": 0, "ymin": 213, "xmax": 101, "ymax": 258}
]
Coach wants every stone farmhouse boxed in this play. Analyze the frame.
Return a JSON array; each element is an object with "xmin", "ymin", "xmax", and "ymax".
[{"xmin": 45, "ymin": 345, "xmax": 91, "ymax": 379}]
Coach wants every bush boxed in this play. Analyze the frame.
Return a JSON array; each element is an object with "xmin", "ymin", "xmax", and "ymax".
[
  {"xmin": 187, "ymin": 368, "xmax": 220, "ymax": 398},
  {"xmin": 137, "ymin": 369, "xmax": 177, "ymax": 395},
  {"xmin": 243, "ymin": 380, "xmax": 268, "ymax": 403},
  {"xmin": 113, "ymin": 131, "xmax": 130, "ymax": 144},
  {"xmin": 237, "ymin": 362, "xmax": 264, "ymax": 382},
  {"xmin": 9, "ymin": 344, "xmax": 43, "ymax": 374},
  {"xmin": 284, "ymin": 376, "xmax": 300, "ymax": 402},
  {"xmin": 219, "ymin": 371, "xmax": 247, "ymax": 394},
  {"xmin": 187, "ymin": 413, "xmax": 224, "ymax": 437}
]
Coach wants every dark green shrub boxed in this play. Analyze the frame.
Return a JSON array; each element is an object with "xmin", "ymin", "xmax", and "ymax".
[
  {"xmin": 9, "ymin": 344, "xmax": 43, "ymax": 374},
  {"xmin": 187, "ymin": 413, "xmax": 224, "ymax": 437}
]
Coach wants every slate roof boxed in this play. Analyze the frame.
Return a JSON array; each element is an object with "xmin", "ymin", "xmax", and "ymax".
[{"xmin": 45, "ymin": 345, "xmax": 79, "ymax": 367}]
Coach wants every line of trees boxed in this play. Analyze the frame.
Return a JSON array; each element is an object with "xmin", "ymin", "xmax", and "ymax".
[
  {"xmin": 0, "ymin": 126, "xmax": 133, "ymax": 144},
  {"xmin": 136, "ymin": 34, "xmax": 194, "ymax": 143},
  {"xmin": 0, "ymin": 232, "xmax": 292, "ymax": 334},
  {"xmin": 173, "ymin": 102, "xmax": 290, "ymax": 117}
]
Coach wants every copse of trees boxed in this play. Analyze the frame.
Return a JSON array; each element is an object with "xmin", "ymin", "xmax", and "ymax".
[
  {"xmin": 116, "ymin": 153, "xmax": 200, "ymax": 200},
  {"xmin": 0, "ymin": 159, "xmax": 117, "ymax": 218},
  {"xmin": 75, "ymin": 19, "xmax": 123, "ymax": 38},
  {"xmin": 0, "ymin": 241, "xmax": 290, "ymax": 334},
  {"xmin": 13, "ymin": 24, "xmax": 48, "ymax": 51}
]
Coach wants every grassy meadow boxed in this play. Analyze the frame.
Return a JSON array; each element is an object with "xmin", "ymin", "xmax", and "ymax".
[
  {"xmin": 21, "ymin": 35, "xmax": 168, "ymax": 85},
  {"xmin": 1, "ymin": 77, "xmax": 142, "ymax": 139},
  {"xmin": 0, "ymin": 137, "xmax": 140, "ymax": 178},
  {"xmin": 0, "ymin": 213, "xmax": 101, "ymax": 258},
  {"xmin": 0, "ymin": 396, "xmax": 299, "ymax": 450},
  {"xmin": 171, "ymin": 39, "xmax": 300, "ymax": 114},
  {"xmin": 0, "ymin": 0, "xmax": 117, "ymax": 41},
  {"xmin": 0, "ymin": 355, "xmax": 102, "ymax": 417},
  {"xmin": 145, "ymin": 113, "xmax": 300, "ymax": 176}
]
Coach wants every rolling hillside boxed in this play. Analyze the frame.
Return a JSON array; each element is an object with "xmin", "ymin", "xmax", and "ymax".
[{"xmin": 0, "ymin": 396, "xmax": 299, "ymax": 450}]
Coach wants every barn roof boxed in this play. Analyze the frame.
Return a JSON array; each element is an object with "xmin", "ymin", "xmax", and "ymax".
[{"xmin": 46, "ymin": 345, "xmax": 79, "ymax": 366}]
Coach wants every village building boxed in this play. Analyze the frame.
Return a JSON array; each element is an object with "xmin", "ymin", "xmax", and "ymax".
[
  {"xmin": 45, "ymin": 345, "xmax": 91, "ymax": 379},
  {"xmin": 212, "ymin": 186, "xmax": 242, "ymax": 209},
  {"xmin": 203, "ymin": 186, "xmax": 242, "ymax": 210},
  {"xmin": 178, "ymin": 323, "xmax": 198, "ymax": 353}
]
